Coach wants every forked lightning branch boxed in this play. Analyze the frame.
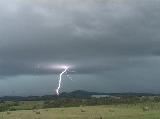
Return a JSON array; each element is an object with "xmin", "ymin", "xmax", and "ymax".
[{"xmin": 56, "ymin": 66, "xmax": 69, "ymax": 95}]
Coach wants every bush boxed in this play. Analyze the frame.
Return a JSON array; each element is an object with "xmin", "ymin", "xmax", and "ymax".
[
  {"xmin": 8, "ymin": 107, "xmax": 16, "ymax": 111},
  {"xmin": 142, "ymin": 106, "xmax": 149, "ymax": 112},
  {"xmin": 7, "ymin": 111, "xmax": 11, "ymax": 114},
  {"xmin": 35, "ymin": 111, "xmax": 40, "ymax": 114},
  {"xmin": 80, "ymin": 109, "xmax": 86, "ymax": 112}
]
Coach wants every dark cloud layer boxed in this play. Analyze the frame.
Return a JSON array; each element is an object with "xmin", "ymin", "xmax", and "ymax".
[
  {"xmin": 0, "ymin": 0, "xmax": 160, "ymax": 76},
  {"xmin": 0, "ymin": 0, "xmax": 160, "ymax": 95}
]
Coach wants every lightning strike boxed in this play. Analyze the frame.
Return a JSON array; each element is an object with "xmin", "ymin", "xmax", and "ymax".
[{"xmin": 56, "ymin": 66, "xmax": 69, "ymax": 95}]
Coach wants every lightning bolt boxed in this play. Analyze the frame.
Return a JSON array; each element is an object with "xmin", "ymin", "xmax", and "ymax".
[{"xmin": 56, "ymin": 66, "xmax": 68, "ymax": 95}]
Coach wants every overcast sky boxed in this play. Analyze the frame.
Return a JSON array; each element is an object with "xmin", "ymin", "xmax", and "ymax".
[{"xmin": 0, "ymin": 0, "xmax": 160, "ymax": 96}]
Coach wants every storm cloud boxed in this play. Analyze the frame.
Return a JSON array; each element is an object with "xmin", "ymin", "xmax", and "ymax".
[{"xmin": 0, "ymin": 0, "xmax": 160, "ymax": 95}]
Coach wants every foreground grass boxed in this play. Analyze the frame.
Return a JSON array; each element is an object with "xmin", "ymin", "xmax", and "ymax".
[{"xmin": 1, "ymin": 104, "xmax": 160, "ymax": 119}]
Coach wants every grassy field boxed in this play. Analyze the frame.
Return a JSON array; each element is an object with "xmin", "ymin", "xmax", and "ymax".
[{"xmin": 1, "ymin": 104, "xmax": 160, "ymax": 119}]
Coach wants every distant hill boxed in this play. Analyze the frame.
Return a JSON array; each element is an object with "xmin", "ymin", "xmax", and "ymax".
[
  {"xmin": 0, "ymin": 90, "xmax": 158, "ymax": 101},
  {"xmin": 59, "ymin": 90, "xmax": 101, "ymax": 98},
  {"xmin": 60, "ymin": 90, "xmax": 157, "ymax": 98}
]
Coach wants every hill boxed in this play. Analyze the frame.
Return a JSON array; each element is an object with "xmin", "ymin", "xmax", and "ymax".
[{"xmin": 0, "ymin": 90, "xmax": 158, "ymax": 101}]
